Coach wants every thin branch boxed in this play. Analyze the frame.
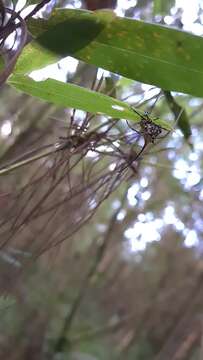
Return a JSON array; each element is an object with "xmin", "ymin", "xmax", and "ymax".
[
  {"xmin": 24, "ymin": 0, "xmax": 53, "ymax": 20},
  {"xmin": 0, "ymin": 8, "xmax": 27, "ymax": 86}
]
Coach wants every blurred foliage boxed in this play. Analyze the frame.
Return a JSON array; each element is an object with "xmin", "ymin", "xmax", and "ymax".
[
  {"xmin": 0, "ymin": 294, "xmax": 16, "ymax": 310},
  {"xmin": 153, "ymin": 0, "xmax": 175, "ymax": 16},
  {"xmin": 23, "ymin": 8, "xmax": 203, "ymax": 97},
  {"xmin": 164, "ymin": 91, "xmax": 192, "ymax": 142}
]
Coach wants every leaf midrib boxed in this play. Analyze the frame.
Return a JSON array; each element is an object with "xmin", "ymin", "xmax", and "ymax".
[{"xmin": 83, "ymin": 39, "xmax": 203, "ymax": 75}]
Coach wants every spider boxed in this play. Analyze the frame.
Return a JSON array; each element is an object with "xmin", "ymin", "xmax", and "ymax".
[
  {"xmin": 124, "ymin": 108, "xmax": 171, "ymax": 163},
  {"xmin": 126, "ymin": 109, "xmax": 168, "ymax": 145}
]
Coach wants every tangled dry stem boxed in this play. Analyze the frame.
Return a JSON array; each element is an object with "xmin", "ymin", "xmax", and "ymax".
[{"xmin": 0, "ymin": 108, "xmax": 168, "ymax": 257}]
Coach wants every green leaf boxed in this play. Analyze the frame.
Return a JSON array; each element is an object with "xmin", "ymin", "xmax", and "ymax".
[
  {"xmin": 164, "ymin": 91, "xmax": 192, "ymax": 141},
  {"xmin": 14, "ymin": 9, "xmax": 105, "ymax": 74},
  {"xmin": 26, "ymin": 0, "xmax": 42, "ymax": 4},
  {"xmin": 13, "ymin": 41, "xmax": 58, "ymax": 74},
  {"xmin": 8, "ymin": 74, "xmax": 140, "ymax": 121},
  {"xmin": 8, "ymin": 74, "xmax": 172, "ymax": 130},
  {"xmin": 23, "ymin": 9, "xmax": 203, "ymax": 98},
  {"xmin": 25, "ymin": 0, "xmax": 52, "ymax": 6}
]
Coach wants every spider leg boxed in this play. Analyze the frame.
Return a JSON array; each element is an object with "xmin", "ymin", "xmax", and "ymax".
[
  {"xmin": 134, "ymin": 141, "xmax": 148, "ymax": 160},
  {"xmin": 126, "ymin": 120, "xmax": 140, "ymax": 134},
  {"xmin": 131, "ymin": 107, "xmax": 143, "ymax": 118},
  {"xmin": 155, "ymin": 129, "xmax": 171, "ymax": 140}
]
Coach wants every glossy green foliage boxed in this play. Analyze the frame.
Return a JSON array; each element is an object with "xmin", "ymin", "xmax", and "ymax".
[
  {"xmin": 24, "ymin": 8, "xmax": 203, "ymax": 97},
  {"xmin": 9, "ymin": 74, "xmax": 172, "ymax": 130},
  {"xmin": 8, "ymin": 74, "xmax": 140, "ymax": 123}
]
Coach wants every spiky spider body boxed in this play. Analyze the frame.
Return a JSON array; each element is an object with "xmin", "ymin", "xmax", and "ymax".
[
  {"xmin": 139, "ymin": 116, "xmax": 163, "ymax": 143},
  {"xmin": 127, "ymin": 109, "xmax": 166, "ymax": 145}
]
